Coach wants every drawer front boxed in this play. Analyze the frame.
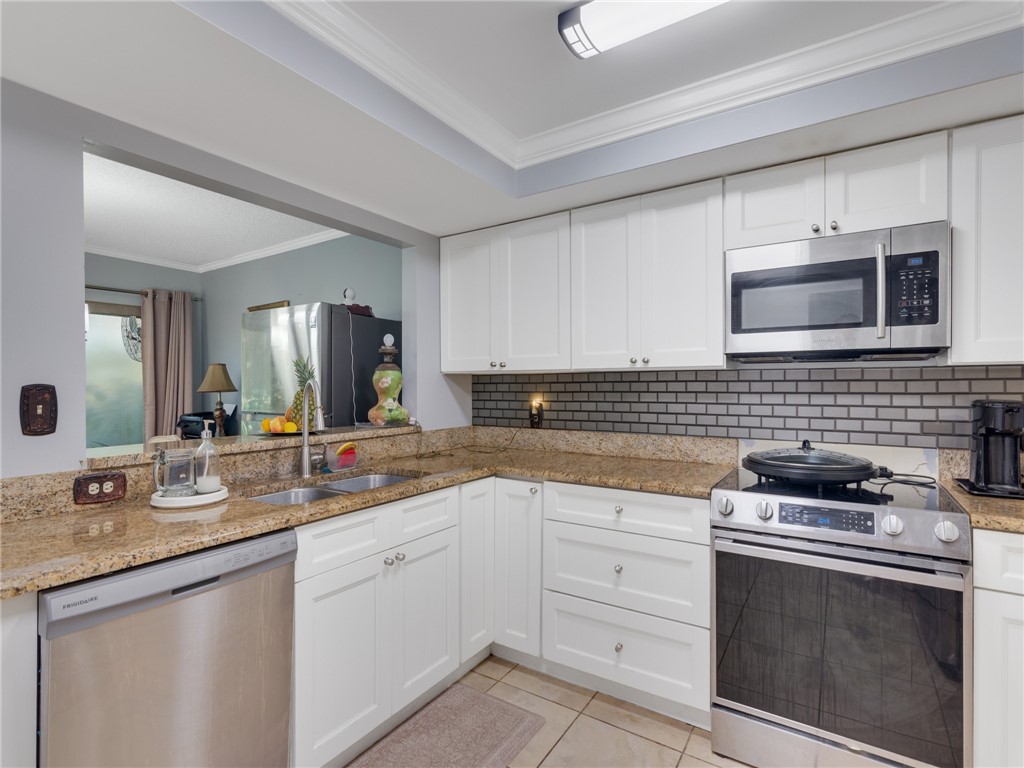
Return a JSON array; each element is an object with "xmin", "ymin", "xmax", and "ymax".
[
  {"xmin": 544, "ymin": 482, "xmax": 709, "ymax": 544},
  {"xmin": 295, "ymin": 505, "xmax": 392, "ymax": 582},
  {"xmin": 544, "ymin": 520, "xmax": 709, "ymax": 626},
  {"xmin": 975, "ymin": 529, "xmax": 1024, "ymax": 596},
  {"xmin": 542, "ymin": 591, "xmax": 710, "ymax": 711},
  {"xmin": 393, "ymin": 487, "xmax": 459, "ymax": 542}
]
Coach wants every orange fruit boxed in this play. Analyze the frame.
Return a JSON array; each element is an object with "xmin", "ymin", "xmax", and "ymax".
[
  {"xmin": 261, "ymin": 418, "xmax": 271, "ymax": 432},
  {"xmin": 284, "ymin": 421, "xmax": 298, "ymax": 433}
]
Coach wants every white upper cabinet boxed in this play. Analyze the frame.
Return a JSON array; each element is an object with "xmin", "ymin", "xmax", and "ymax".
[
  {"xmin": 572, "ymin": 180, "xmax": 724, "ymax": 370},
  {"xmin": 950, "ymin": 115, "xmax": 1024, "ymax": 365},
  {"xmin": 725, "ymin": 132, "xmax": 948, "ymax": 249},
  {"xmin": 441, "ymin": 212, "xmax": 570, "ymax": 373}
]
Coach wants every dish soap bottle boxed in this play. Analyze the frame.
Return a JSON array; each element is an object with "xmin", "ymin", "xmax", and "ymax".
[{"xmin": 194, "ymin": 419, "xmax": 222, "ymax": 494}]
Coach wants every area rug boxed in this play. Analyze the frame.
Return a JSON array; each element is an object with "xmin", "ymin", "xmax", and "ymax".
[{"xmin": 349, "ymin": 683, "xmax": 545, "ymax": 768}]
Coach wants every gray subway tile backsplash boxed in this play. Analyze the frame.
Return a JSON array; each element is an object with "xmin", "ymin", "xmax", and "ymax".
[{"xmin": 471, "ymin": 365, "xmax": 1024, "ymax": 450}]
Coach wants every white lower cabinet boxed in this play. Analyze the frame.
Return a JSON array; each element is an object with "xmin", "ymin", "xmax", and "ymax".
[
  {"xmin": 974, "ymin": 529, "xmax": 1024, "ymax": 768},
  {"xmin": 459, "ymin": 478, "xmax": 495, "ymax": 662},
  {"xmin": 293, "ymin": 489, "xmax": 460, "ymax": 768},
  {"xmin": 494, "ymin": 478, "xmax": 543, "ymax": 655}
]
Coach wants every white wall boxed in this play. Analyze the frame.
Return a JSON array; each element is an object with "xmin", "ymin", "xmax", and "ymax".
[{"xmin": 0, "ymin": 80, "xmax": 470, "ymax": 479}]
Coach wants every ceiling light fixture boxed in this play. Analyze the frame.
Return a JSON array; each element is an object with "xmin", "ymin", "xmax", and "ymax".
[{"xmin": 558, "ymin": 0, "xmax": 728, "ymax": 59}]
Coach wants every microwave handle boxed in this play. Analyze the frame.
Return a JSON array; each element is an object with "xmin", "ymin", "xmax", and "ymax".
[{"xmin": 876, "ymin": 243, "xmax": 887, "ymax": 339}]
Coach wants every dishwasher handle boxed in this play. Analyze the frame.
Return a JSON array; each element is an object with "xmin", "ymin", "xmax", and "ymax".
[{"xmin": 39, "ymin": 530, "xmax": 296, "ymax": 640}]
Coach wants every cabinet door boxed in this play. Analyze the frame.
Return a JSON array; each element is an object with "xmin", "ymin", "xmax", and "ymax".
[
  {"xmin": 724, "ymin": 158, "xmax": 824, "ymax": 249},
  {"xmin": 460, "ymin": 478, "xmax": 495, "ymax": 662},
  {"xmin": 440, "ymin": 228, "xmax": 496, "ymax": 372},
  {"xmin": 950, "ymin": 116, "xmax": 1024, "ymax": 364},
  {"xmin": 293, "ymin": 555, "xmax": 390, "ymax": 768},
  {"xmin": 493, "ymin": 478, "xmax": 543, "ymax": 655},
  {"xmin": 390, "ymin": 526, "xmax": 460, "ymax": 711},
  {"xmin": 825, "ymin": 132, "xmax": 947, "ymax": 236},
  {"xmin": 974, "ymin": 588, "xmax": 1024, "ymax": 768},
  {"xmin": 571, "ymin": 197, "xmax": 642, "ymax": 369},
  {"xmin": 497, "ymin": 213, "xmax": 572, "ymax": 371},
  {"xmin": 639, "ymin": 181, "xmax": 725, "ymax": 369}
]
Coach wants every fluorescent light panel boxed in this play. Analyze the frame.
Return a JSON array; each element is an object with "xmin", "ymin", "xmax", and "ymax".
[{"xmin": 559, "ymin": 1, "xmax": 728, "ymax": 59}]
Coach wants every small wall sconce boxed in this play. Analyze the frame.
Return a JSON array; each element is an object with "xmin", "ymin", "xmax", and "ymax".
[{"xmin": 530, "ymin": 399, "xmax": 544, "ymax": 429}]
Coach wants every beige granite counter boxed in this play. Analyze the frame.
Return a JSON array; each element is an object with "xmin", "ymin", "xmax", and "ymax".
[
  {"xmin": 942, "ymin": 481, "xmax": 1024, "ymax": 535},
  {"xmin": 0, "ymin": 446, "xmax": 733, "ymax": 599}
]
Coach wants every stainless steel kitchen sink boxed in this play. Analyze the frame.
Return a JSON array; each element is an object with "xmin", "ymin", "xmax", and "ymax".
[
  {"xmin": 251, "ymin": 486, "xmax": 347, "ymax": 505},
  {"xmin": 321, "ymin": 474, "xmax": 414, "ymax": 493}
]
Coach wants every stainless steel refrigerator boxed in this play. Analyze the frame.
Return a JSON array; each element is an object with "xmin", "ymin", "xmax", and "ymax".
[{"xmin": 240, "ymin": 302, "xmax": 401, "ymax": 433}]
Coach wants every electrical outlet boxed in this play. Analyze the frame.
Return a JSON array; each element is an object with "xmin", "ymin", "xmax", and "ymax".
[{"xmin": 73, "ymin": 472, "xmax": 126, "ymax": 504}]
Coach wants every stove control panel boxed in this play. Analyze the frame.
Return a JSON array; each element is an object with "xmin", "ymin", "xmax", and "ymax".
[{"xmin": 779, "ymin": 503, "xmax": 875, "ymax": 534}]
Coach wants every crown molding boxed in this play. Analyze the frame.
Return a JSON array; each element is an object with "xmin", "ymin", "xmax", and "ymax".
[
  {"xmin": 85, "ymin": 245, "xmax": 202, "ymax": 273},
  {"xmin": 275, "ymin": 1, "xmax": 1023, "ymax": 170}
]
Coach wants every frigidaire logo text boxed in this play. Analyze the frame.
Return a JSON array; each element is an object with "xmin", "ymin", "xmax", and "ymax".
[{"xmin": 63, "ymin": 596, "xmax": 98, "ymax": 611}]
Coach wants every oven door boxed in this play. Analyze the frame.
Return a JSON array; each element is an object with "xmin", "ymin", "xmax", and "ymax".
[
  {"xmin": 712, "ymin": 532, "xmax": 971, "ymax": 768},
  {"xmin": 726, "ymin": 229, "xmax": 891, "ymax": 357}
]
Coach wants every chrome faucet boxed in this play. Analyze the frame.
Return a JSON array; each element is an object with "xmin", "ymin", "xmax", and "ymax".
[{"xmin": 300, "ymin": 379, "xmax": 326, "ymax": 478}]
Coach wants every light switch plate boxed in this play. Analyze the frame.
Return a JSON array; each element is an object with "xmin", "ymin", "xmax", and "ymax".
[
  {"xmin": 20, "ymin": 384, "xmax": 57, "ymax": 435},
  {"xmin": 73, "ymin": 472, "xmax": 127, "ymax": 504}
]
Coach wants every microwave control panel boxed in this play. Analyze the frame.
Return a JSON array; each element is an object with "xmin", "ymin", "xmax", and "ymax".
[{"xmin": 890, "ymin": 251, "xmax": 939, "ymax": 326}]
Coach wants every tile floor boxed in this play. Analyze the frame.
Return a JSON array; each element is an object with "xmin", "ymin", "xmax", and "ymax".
[{"xmin": 461, "ymin": 656, "xmax": 751, "ymax": 768}]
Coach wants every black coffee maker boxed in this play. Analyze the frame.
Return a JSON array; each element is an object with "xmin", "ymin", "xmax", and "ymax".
[{"xmin": 957, "ymin": 400, "xmax": 1024, "ymax": 498}]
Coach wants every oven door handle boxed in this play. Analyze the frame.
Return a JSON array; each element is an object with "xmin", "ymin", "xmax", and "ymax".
[
  {"xmin": 714, "ymin": 539, "xmax": 964, "ymax": 592},
  {"xmin": 876, "ymin": 242, "xmax": 887, "ymax": 339}
]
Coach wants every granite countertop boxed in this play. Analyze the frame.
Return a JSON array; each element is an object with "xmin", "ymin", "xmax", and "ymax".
[
  {"xmin": 0, "ymin": 447, "xmax": 733, "ymax": 599},
  {"xmin": 941, "ymin": 481, "xmax": 1024, "ymax": 535}
]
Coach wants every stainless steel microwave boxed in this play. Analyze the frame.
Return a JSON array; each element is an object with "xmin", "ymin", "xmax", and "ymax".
[{"xmin": 725, "ymin": 221, "xmax": 949, "ymax": 363}]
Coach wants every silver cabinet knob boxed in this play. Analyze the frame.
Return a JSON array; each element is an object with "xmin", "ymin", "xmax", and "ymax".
[
  {"xmin": 394, "ymin": 552, "xmax": 406, "ymax": 562},
  {"xmin": 489, "ymin": 361, "xmax": 497, "ymax": 368},
  {"xmin": 716, "ymin": 497, "xmax": 734, "ymax": 516},
  {"xmin": 755, "ymin": 500, "xmax": 774, "ymax": 520},
  {"xmin": 811, "ymin": 223, "xmax": 820, "ymax": 233},
  {"xmin": 614, "ymin": 505, "xmax": 624, "ymax": 514},
  {"xmin": 934, "ymin": 520, "xmax": 960, "ymax": 543},
  {"xmin": 384, "ymin": 556, "xmax": 395, "ymax": 566},
  {"xmin": 629, "ymin": 357, "xmax": 637, "ymax": 364},
  {"xmin": 881, "ymin": 514, "xmax": 904, "ymax": 536},
  {"xmin": 642, "ymin": 357, "xmax": 650, "ymax": 364},
  {"xmin": 614, "ymin": 642, "xmax": 623, "ymax": 653},
  {"xmin": 830, "ymin": 220, "xmax": 838, "ymax": 231},
  {"xmin": 499, "ymin": 362, "xmax": 507, "ymax": 368},
  {"xmin": 613, "ymin": 564, "xmax": 623, "ymax": 575},
  {"xmin": 529, "ymin": 486, "xmax": 538, "ymax": 494}
]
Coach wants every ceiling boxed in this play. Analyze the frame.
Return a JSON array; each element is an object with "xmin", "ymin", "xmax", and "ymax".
[{"xmin": 2, "ymin": 1, "xmax": 1022, "ymax": 238}]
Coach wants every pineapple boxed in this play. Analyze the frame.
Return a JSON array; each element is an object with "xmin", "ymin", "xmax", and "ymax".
[{"xmin": 287, "ymin": 357, "xmax": 317, "ymax": 430}]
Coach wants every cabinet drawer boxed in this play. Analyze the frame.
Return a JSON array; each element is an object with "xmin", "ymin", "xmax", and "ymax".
[
  {"xmin": 544, "ymin": 482, "xmax": 709, "ymax": 544},
  {"xmin": 295, "ymin": 505, "xmax": 392, "ymax": 581},
  {"xmin": 975, "ymin": 529, "xmax": 1024, "ymax": 595},
  {"xmin": 393, "ymin": 487, "xmax": 459, "ymax": 542},
  {"xmin": 544, "ymin": 521, "xmax": 709, "ymax": 626},
  {"xmin": 542, "ymin": 591, "xmax": 710, "ymax": 711}
]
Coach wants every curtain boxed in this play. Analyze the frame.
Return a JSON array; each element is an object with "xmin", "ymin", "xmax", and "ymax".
[{"xmin": 142, "ymin": 289, "xmax": 193, "ymax": 441}]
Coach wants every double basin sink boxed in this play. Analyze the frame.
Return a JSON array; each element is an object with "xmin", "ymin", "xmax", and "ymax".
[{"xmin": 251, "ymin": 474, "xmax": 413, "ymax": 505}]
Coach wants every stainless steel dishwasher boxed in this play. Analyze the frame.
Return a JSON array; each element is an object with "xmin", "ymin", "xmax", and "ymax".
[{"xmin": 38, "ymin": 530, "xmax": 297, "ymax": 767}]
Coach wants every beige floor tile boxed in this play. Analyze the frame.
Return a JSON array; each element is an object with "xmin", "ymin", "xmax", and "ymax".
[
  {"xmin": 539, "ymin": 714, "xmax": 681, "ymax": 768},
  {"xmin": 583, "ymin": 692, "xmax": 692, "ymax": 752},
  {"xmin": 459, "ymin": 670, "xmax": 496, "ymax": 692},
  {"xmin": 487, "ymin": 681, "xmax": 579, "ymax": 768},
  {"xmin": 678, "ymin": 754, "xmax": 717, "ymax": 768},
  {"xmin": 683, "ymin": 728, "xmax": 752, "ymax": 768},
  {"xmin": 473, "ymin": 655, "xmax": 517, "ymax": 681},
  {"xmin": 501, "ymin": 666, "xmax": 595, "ymax": 711}
]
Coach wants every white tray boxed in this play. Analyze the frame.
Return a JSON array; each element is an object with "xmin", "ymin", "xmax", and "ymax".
[{"xmin": 150, "ymin": 486, "xmax": 228, "ymax": 508}]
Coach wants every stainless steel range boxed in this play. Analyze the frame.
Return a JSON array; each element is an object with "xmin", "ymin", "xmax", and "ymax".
[{"xmin": 710, "ymin": 443, "xmax": 972, "ymax": 768}]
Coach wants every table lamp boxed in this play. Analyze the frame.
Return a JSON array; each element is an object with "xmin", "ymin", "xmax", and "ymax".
[{"xmin": 197, "ymin": 363, "xmax": 237, "ymax": 437}]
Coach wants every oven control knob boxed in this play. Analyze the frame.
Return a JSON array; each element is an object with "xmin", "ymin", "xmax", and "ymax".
[
  {"xmin": 881, "ymin": 514, "xmax": 904, "ymax": 536},
  {"xmin": 934, "ymin": 520, "xmax": 960, "ymax": 544},
  {"xmin": 716, "ymin": 497, "xmax": 734, "ymax": 516},
  {"xmin": 755, "ymin": 501, "xmax": 774, "ymax": 520}
]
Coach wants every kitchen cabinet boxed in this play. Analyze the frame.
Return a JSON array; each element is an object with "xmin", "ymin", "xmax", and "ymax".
[
  {"xmin": 460, "ymin": 478, "xmax": 495, "ymax": 662},
  {"xmin": 293, "ymin": 488, "xmax": 460, "ymax": 768},
  {"xmin": 724, "ymin": 132, "xmax": 948, "ymax": 249},
  {"xmin": 493, "ymin": 478, "xmax": 543, "ymax": 655},
  {"xmin": 571, "ymin": 180, "xmax": 724, "ymax": 370},
  {"xmin": 974, "ymin": 529, "xmax": 1024, "ymax": 768},
  {"xmin": 440, "ymin": 212, "xmax": 571, "ymax": 373},
  {"xmin": 950, "ymin": 115, "xmax": 1024, "ymax": 364},
  {"xmin": 541, "ymin": 483, "xmax": 711, "ymax": 711}
]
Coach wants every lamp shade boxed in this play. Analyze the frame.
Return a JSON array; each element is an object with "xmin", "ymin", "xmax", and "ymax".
[{"xmin": 197, "ymin": 363, "xmax": 237, "ymax": 394}]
